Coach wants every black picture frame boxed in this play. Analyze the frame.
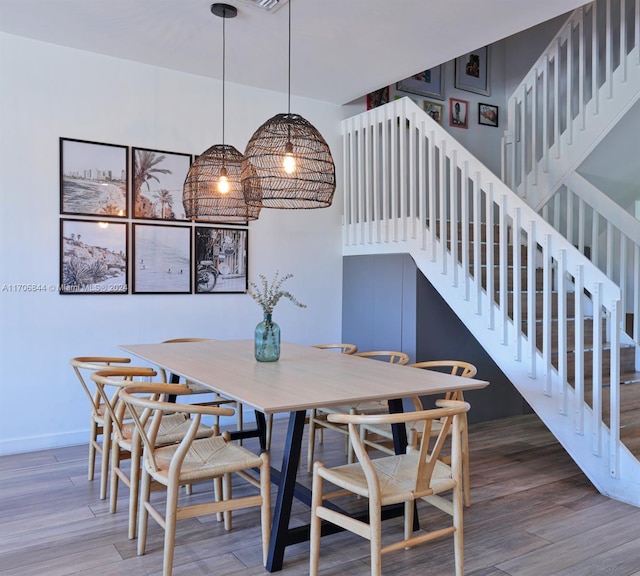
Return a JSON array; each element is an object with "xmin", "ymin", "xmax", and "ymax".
[
  {"xmin": 60, "ymin": 218, "xmax": 128, "ymax": 294},
  {"xmin": 194, "ymin": 226, "xmax": 248, "ymax": 294},
  {"xmin": 396, "ymin": 66, "xmax": 444, "ymax": 100},
  {"xmin": 478, "ymin": 103, "xmax": 499, "ymax": 127},
  {"xmin": 60, "ymin": 138, "xmax": 128, "ymax": 218},
  {"xmin": 132, "ymin": 223, "xmax": 192, "ymax": 294},
  {"xmin": 132, "ymin": 147, "xmax": 192, "ymax": 221}
]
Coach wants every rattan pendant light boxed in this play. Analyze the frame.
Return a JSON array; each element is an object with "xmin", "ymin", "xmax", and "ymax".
[
  {"xmin": 183, "ymin": 3, "xmax": 261, "ymax": 223},
  {"xmin": 241, "ymin": 0, "xmax": 336, "ymax": 209}
]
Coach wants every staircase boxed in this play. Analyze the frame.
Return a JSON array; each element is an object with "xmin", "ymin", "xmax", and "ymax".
[{"xmin": 340, "ymin": 0, "xmax": 640, "ymax": 507}]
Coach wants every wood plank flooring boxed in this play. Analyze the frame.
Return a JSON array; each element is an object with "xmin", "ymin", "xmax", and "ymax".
[{"xmin": 1, "ymin": 414, "xmax": 639, "ymax": 576}]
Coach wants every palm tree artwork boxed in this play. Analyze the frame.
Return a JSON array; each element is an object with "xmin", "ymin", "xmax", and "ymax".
[
  {"xmin": 153, "ymin": 189, "xmax": 174, "ymax": 219},
  {"xmin": 133, "ymin": 149, "xmax": 172, "ymax": 219}
]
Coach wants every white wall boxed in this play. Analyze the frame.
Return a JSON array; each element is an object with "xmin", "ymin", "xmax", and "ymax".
[{"xmin": 0, "ymin": 33, "xmax": 346, "ymax": 455}]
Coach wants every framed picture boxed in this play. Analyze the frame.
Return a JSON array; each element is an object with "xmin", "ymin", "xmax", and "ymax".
[
  {"xmin": 60, "ymin": 218, "xmax": 128, "ymax": 294},
  {"xmin": 132, "ymin": 147, "xmax": 192, "ymax": 221},
  {"xmin": 195, "ymin": 226, "xmax": 248, "ymax": 294},
  {"xmin": 455, "ymin": 46, "xmax": 491, "ymax": 96},
  {"xmin": 478, "ymin": 103, "xmax": 499, "ymax": 127},
  {"xmin": 366, "ymin": 87, "xmax": 390, "ymax": 110},
  {"xmin": 132, "ymin": 224, "xmax": 191, "ymax": 294},
  {"xmin": 60, "ymin": 138, "xmax": 128, "ymax": 217},
  {"xmin": 449, "ymin": 98, "xmax": 469, "ymax": 128},
  {"xmin": 423, "ymin": 100, "xmax": 444, "ymax": 124},
  {"xmin": 396, "ymin": 66, "xmax": 444, "ymax": 100}
]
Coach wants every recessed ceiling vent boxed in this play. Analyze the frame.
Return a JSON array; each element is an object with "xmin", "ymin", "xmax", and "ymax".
[{"xmin": 233, "ymin": 0, "xmax": 288, "ymax": 13}]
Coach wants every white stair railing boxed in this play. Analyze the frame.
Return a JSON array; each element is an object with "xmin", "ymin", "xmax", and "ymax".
[
  {"xmin": 502, "ymin": 0, "xmax": 640, "ymax": 210},
  {"xmin": 343, "ymin": 97, "xmax": 640, "ymax": 506},
  {"xmin": 541, "ymin": 173, "xmax": 640, "ymax": 369}
]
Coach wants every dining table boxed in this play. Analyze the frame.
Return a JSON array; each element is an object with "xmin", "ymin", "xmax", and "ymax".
[{"xmin": 120, "ymin": 339, "xmax": 489, "ymax": 572}]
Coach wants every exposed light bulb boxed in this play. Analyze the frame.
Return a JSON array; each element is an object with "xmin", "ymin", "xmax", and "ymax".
[
  {"xmin": 283, "ymin": 141, "xmax": 296, "ymax": 174},
  {"xmin": 217, "ymin": 166, "xmax": 230, "ymax": 194}
]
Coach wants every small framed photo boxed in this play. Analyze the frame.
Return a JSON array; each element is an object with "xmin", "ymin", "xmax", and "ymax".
[
  {"xmin": 60, "ymin": 218, "xmax": 128, "ymax": 294},
  {"xmin": 132, "ymin": 224, "xmax": 191, "ymax": 294},
  {"xmin": 423, "ymin": 100, "xmax": 444, "ymax": 124},
  {"xmin": 195, "ymin": 226, "xmax": 248, "ymax": 294},
  {"xmin": 366, "ymin": 87, "xmax": 390, "ymax": 110},
  {"xmin": 455, "ymin": 46, "xmax": 491, "ymax": 96},
  {"xmin": 478, "ymin": 103, "xmax": 499, "ymax": 127},
  {"xmin": 449, "ymin": 98, "xmax": 469, "ymax": 129},
  {"xmin": 132, "ymin": 147, "xmax": 192, "ymax": 221},
  {"xmin": 478, "ymin": 102, "xmax": 498, "ymax": 128},
  {"xmin": 397, "ymin": 65, "xmax": 444, "ymax": 100},
  {"xmin": 60, "ymin": 138, "xmax": 128, "ymax": 218}
]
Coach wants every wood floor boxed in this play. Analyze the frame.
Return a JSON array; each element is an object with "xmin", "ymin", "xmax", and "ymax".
[{"xmin": 1, "ymin": 414, "xmax": 640, "ymax": 576}]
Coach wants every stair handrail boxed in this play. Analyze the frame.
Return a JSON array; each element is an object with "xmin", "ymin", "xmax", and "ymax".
[
  {"xmin": 343, "ymin": 96, "xmax": 629, "ymax": 490},
  {"xmin": 502, "ymin": 0, "xmax": 640, "ymax": 209}
]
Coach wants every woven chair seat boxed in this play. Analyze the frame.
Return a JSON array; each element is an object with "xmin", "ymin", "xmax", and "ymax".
[
  {"xmin": 319, "ymin": 401, "xmax": 388, "ymax": 415},
  {"xmin": 150, "ymin": 436, "xmax": 265, "ymax": 485},
  {"xmin": 319, "ymin": 454, "xmax": 455, "ymax": 505},
  {"xmin": 185, "ymin": 381, "xmax": 211, "ymax": 394},
  {"xmin": 117, "ymin": 413, "xmax": 213, "ymax": 451}
]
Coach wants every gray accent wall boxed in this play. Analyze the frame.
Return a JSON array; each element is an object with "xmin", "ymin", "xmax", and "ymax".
[{"xmin": 343, "ymin": 253, "xmax": 531, "ymax": 424}]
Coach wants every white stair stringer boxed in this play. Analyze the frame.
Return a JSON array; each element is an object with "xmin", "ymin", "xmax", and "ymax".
[{"xmin": 343, "ymin": 225, "xmax": 640, "ymax": 507}]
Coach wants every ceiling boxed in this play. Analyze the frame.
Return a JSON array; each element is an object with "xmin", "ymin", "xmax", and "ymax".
[{"xmin": 0, "ymin": 0, "xmax": 591, "ymax": 105}]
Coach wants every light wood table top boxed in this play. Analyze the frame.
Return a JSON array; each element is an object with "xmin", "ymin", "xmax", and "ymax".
[{"xmin": 120, "ymin": 339, "xmax": 489, "ymax": 414}]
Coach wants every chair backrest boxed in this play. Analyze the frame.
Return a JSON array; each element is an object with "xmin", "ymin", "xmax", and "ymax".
[
  {"xmin": 90, "ymin": 368, "xmax": 159, "ymax": 441},
  {"xmin": 328, "ymin": 400, "xmax": 470, "ymax": 498},
  {"xmin": 313, "ymin": 343, "xmax": 358, "ymax": 354},
  {"xmin": 160, "ymin": 338, "xmax": 214, "ymax": 383},
  {"xmin": 355, "ymin": 350, "xmax": 410, "ymax": 365},
  {"xmin": 70, "ymin": 356, "xmax": 133, "ymax": 412},
  {"xmin": 119, "ymin": 384, "xmax": 235, "ymax": 474},
  {"xmin": 408, "ymin": 360, "xmax": 477, "ymax": 409}
]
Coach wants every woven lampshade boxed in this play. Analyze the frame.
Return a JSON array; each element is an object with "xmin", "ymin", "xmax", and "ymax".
[
  {"xmin": 241, "ymin": 113, "xmax": 336, "ymax": 209},
  {"xmin": 183, "ymin": 144, "xmax": 261, "ymax": 223}
]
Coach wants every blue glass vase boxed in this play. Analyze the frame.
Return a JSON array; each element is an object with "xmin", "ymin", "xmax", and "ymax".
[{"xmin": 255, "ymin": 313, "xmax": 280, "ymax": 362}]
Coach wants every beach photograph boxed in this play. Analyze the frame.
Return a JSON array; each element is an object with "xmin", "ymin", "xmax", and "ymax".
[
  {"xmin": 60, "ymin": 138, "xmax": 128, "ymax": 217},
  {"xmin": 60, "ymin": 219, "xmax": 128, "ymax": 294},
  {"xmin": 133, "ymin": 224, "xmax": 191, "ymax": 293},
  {"xmin": 133, "ymin": 148, "xmax": 191, "ymax": 220}
]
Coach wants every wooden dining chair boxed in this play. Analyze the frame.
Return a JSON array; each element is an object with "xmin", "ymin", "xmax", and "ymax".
[
  {"xmin": 160, "ymin": 338, "xmax": 252, "ymax": 443},
  {"xmin": 310, "ymin": 400, "xmax": 470, "ymax": 576},
  {"xmin": 307, "ymin": 349, "xmax": 409, "ymax": 471},
  {"xmin": 120, "ymin": 383, "xmax": 271, "ymax": 576},
  {"xmin": 359, "ymin": 360, "xmax": 477, "ymax": 507},
  {"xmin": 70, "ymin": 355, "xmax": 133, "ymax": 500},
  {"xmin": 91, "ymin": 368, "xmax": 214, "ymax": 540}
]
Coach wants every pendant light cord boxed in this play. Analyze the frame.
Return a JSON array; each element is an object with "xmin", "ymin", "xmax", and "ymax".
[
  {"xmin": 287, "ymin": 0, "xmax": 291, "ymax": 115},
  {"xmin": 222, "ymin": 8, "xmax": 227, "ymax": 148}
]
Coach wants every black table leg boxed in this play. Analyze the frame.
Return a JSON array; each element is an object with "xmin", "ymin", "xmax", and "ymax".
[
  {"xmin": 265, "ymin": 410, "xmax": 307, "ymax": 572},
  {"xmin": 388, "ymin": 397, "xmax": 408, "ymax": 454}
]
